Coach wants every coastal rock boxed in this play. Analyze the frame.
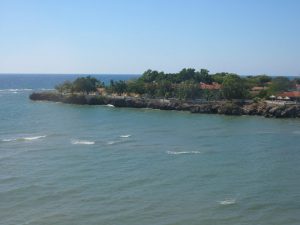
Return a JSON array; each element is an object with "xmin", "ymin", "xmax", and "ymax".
[
  {"xmin": 217, "ymin": 103, "xmax": 242, "ymax": 115},
  {"xmin": 280, "ymin": 106, "xmax": 297, "ymax": 118},
  {"xmin": 29, "ymin": 92, "xmax": 300, "ymax": 119}
]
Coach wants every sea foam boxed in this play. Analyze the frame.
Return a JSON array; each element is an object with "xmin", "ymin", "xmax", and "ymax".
[
  {"xmin": 21, "ymin": 135, "xmax": 46, "ymax": 141},
  {"xmin": 71, "ymin": 140, "xmax": 95, "ymax": 145},
  {"xmin": 166, "ymin": 151, "xmax": 201, "ymax": 155},
  {"xmin": 0, "ymin": 88, "xmax": 33, "ymax": 92},
  {"xmin": 120, "ymin": 135, "xmax": 131, "ymax": 138},
  {"xmin": 1, "ymin": 135, "xmax": 46, "ymax": 142},
  {"xmin": 107, "ymin": 141, "xmax": 117, "ymax": 145},
  {"xmin": 218, "ymin": 199, "xmax": 236, "ymax": 205}
]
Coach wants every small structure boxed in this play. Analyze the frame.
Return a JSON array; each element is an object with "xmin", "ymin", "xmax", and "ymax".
[
  {"xmin": 279, "ymin": 91, "xmax": 300, "ymax": 101},
  {"xmin": 97, "ymin": 88, "xmax": 107, "ymax": 95},
  {"xmin": 251, "ymin": 86, "xmax": 268, "ymax": 92},
  {"xmin": 199, "ymin": 82, "xmax": 221, "ymax": 90},
  {"xmin": 296, "ymin": 84, "xmax": 300, "ymax": 91},
  {"xmin": 250, "ymin": 86, "xmax": 268, "ymax": 96}
]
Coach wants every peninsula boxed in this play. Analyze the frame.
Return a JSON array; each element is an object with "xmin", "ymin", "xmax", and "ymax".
[{"xmin": 30, "ymin": 69, "xmax": 300, "ymax": 118}]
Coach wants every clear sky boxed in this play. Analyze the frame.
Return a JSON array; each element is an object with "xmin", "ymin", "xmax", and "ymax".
[{"xmin": 0, "ymin": 0, "xmax": 299, "ymax": 75}]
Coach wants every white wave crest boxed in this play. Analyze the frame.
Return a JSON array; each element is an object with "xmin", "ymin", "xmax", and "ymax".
[
  {"xmin": 218, "ymin": 199, "xmax": 236, "ymax": 205},
  {"xmin": 107, "ymin": 141, "xmax": 116, "ymax": 145},
  {"xmin": 0, "ymin": 88, "xmax": 33, "ymax": 92},
  {"xmin": 2, "ymin": 138, "xmax": 16, "ymax": 142},
  {"xmin": 2, "ymin": 135, "xmax": 46, "ymax": 142},
  {"xmin": 21, "ymin": 135, "xmax": 46, "ymax": 141},
  {"xmin": 106, "ymin": 104, "xmax": 115, "ymax": 107},
  {"xmin": 120, "ymin": 135, "xmax": 131, "ymax": 138},
  {"xmin": 39, "ymin": 88, "xmax": 55, "ymax": 91},
  {"xmin": 71, "ymin": 140, "xmax": 95, "ymax": 145},
  {"xmin": 166, "ymin": 151, "xmax": 201, "ymax": 155}
]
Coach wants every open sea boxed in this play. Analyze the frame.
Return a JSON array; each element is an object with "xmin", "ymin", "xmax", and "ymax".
[{"xmin": 0, "ymin": 74, "xmax": 300, "ymax": 225}]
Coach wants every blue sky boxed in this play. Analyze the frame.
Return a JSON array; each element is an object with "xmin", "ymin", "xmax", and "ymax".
[{"xmin": 0, "ymin": 0, "xmax": 299, "ymax": 75}]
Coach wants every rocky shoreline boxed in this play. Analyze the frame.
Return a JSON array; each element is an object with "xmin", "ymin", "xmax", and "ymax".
[{"xmin": 29, "ymin": 92, "xmax": 300, "ymax": 118}]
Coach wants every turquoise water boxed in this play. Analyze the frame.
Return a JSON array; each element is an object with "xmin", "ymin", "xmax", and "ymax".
[{"xmin": 0, "ymin": 75, "xmax": 300, "ymax": 225}]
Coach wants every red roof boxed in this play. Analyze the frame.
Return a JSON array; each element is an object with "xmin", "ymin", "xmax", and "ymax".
[
  {"xmin": 251, "ymin": 86, "xmax": 267, "ymax": 91},
  {"xmin": 279, "ymin": 91, "xmax": 300, "ymax": 98},
  {"xmin": 199, "ymin": 82, "xmax": 221, "ymax": 90}
]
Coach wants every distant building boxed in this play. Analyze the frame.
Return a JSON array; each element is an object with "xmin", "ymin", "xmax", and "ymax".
[
  {"xmin": 279, "ymin": 91, "xmax": 300, "ymax": 101},
  {"xmin": 250, "ymin": 86, "xmax": 268, "ymax": 96},
  {"xmin": 251, "ymin": 86, "xmax": 268, "ymax": 92},
  {"xmin": 296, "ymin": 84, "xmax": 300, "ymax": 91},
  {"xmin": 199, "ymin": 82, "xmax": 221, "ymax": 90},
  {"xmin": 97, "ymin": 88, "xmax": 107, "ymax": 95}
]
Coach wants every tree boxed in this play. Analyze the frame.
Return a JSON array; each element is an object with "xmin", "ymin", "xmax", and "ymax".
[
  {"xmin": 55, "ymin": 83, "xmax": 64, "ymax": 94},
  {"xmin": 73, "ymin": 76, "xmax": 99, "ymax": 94},
  {"xmin": 256, "ymin": 75, "xmax": 272, "ymax": 85},
  {"xmin": 139, "ymin": 70, "xmax": 161, "ymax": 83},
  {"xmin": 221, "ymin": 74, "xmax": 248, "ymax": 99},
  {"xmin": 269, "ymin": 76, "xmax": 291, "ymax": 94},
  {"xmin": 176, "ymin": 68, "xmax": 196, "ymax": 82},
  {"xmin": 144, "ymin": 83, "xmax": 157, "ymax": 97},
  {"xmin": 109, "ymin": 80, "xmax": 127, "ymax": 95},
  {"xmin": 156, "ymin": 80, "xmax": 174, "ymax": 98},
  {"xmin": 293, "ymin": 78, "xmax": 300, "ymax": 85},
  {"xmin": 194, "ymin": 69, "xmax": 212, "ymax": 83},
  {"xmin": 211, "ymin": 72, "xmax": 229, "ymax": 84},
  {"xmin": 127, "ymin": 80, "xmax": 145, "ymax": 95},
  {"xmin": 175, "ymin": 81, "xmax": 200, "ymax": 100},
  {"xmin": 55, "ymin": 81, "xmax": 73, "ymax": 94}
]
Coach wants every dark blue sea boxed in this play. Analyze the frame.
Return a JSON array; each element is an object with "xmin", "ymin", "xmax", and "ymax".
[{"xmin": 0, "ymin": 74, "xmax": 300, "ymax": 225}]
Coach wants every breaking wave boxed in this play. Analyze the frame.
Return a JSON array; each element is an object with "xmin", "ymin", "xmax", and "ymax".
[
  {"xmin": 1, "ymin": 135, "xmax": 46, "ymax": 142},
  {"xmin": 0, "ymin": 88, "xmax": 33, "ymax": 93},
  {"xmin": 21, "ymin": 136, "xmax": 46, "ymax": 141},
  {"xmin": 218, "ymin": 199, "xmax": 236, "ymax": 205},
  {"xmin": 120, "ymin": 135, "xmax": 131, "ymax": 138},
  {"xmin": 166, "ymin": 151, "xmax": 201, "ymax": 155},
  {"xmin": 71, "ymin": 140, "xmax": 95, "ymax": 145}
]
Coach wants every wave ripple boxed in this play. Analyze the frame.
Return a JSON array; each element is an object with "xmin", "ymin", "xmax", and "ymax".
[{"xmin": 166, "ymin": 151, "xmax": 201, "ymax": 155}]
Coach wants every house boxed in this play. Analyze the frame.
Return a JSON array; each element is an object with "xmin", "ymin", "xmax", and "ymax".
[
  {"xmin": 199, "ymin": 82, "xmax": 221, "ymax": 90},
  {"xmin": 279, "ymin": 91, "xmax": 300, "ymax": 101},
  {"xmin": 97, "ymin": 88, "xmax": 107, "ymax": 95},
  {"xmin": 296, "ymin": 84, "xmax": 300, "ymax": 91},
  {"xmin": 251, "ymin": 86, "xmax": 268, "ymax": 92},
  {"xmin": 250, "ymin": 86, "xmax": 268, "ymax": 95}
]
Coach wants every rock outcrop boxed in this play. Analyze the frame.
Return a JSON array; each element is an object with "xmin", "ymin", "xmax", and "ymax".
[{"xmin": 29, "ymin": 92, "xmax": 300, "ymax": 118}]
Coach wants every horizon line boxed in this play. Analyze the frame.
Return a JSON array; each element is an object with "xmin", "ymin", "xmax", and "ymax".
[
  {"xmin": 0, "ymin": 73, "xmax": 141, "ymax": 76},
  {"xmin": 0, "ymin": 72, "xmax": 299, "ymax": 77}
]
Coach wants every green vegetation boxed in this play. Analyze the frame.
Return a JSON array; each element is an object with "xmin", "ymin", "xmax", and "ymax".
[
  {"xmin": 55, "ymin": 76, "xmax": 103, "ymax": 94},
  {"xmin": 221, "ymin": 74, "xmax": 248, "ymax": 99},
  {"xmin": 268, "ymin": 76, "xmax": 291, "ymax": 94},
  {"xmin": 54, "ymin": 69, "xmax": 300, "ymax": 101}
]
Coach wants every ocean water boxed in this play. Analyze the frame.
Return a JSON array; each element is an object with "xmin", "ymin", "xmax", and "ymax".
[{"xmin": 0, "ymin": 75, "xmax": 300, "ymax": 225}]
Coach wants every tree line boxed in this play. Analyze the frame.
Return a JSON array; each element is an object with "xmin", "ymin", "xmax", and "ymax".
[{"xmin": 55, "ymin": 69, "xmax": 300, "ymax": 100}]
